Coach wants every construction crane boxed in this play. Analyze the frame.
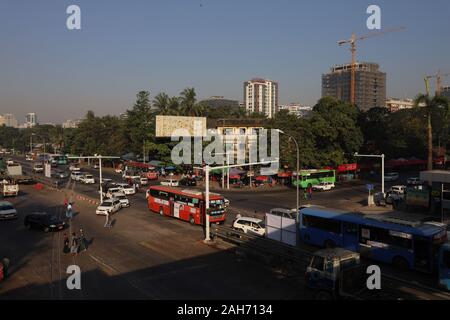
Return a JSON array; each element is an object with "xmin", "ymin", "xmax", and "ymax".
[
  {"xmin": 338, "ymin": 27, "xmax": 406, "ymax": 105},
  {"xmin": 424, "ymin": 71, "xmax": 450, "ymax": 96}
]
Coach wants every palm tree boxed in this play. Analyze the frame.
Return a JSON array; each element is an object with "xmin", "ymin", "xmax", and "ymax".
[
  {"xmin": 179, "ymin": 88, "xmax": 198, "ymax": 116},
  {"xmin": 414, "ymin": 94, "xmax": 450, "ymax": 171},
  {"xmin": 168, "ymin": 96, "xmax": 181, "ymax": 115},
  {"xmin": 153, "ymin": 92, "xmax": 170, "ymax": 115}
]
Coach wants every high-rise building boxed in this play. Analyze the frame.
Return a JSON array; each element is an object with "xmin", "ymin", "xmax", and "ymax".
[
  {"xmin": 0, "ymin": 115, "xmax": 5, "ymax": 126},
  {"xmin": 4, "ymin": 114, "xmax": 18, "ymax": 128},
  {"xmin": 244, "ymin": 78, "xmax": 279, "ymax": 118},
  {"xmin": 322, "ymin": 62, "xmax": 386, "ymax": 111},
  {"xmin": 442, "ymin": 86, "xmax": 450, "ymax": 100},
  {"xmin": 25, "ymin": 113, "xmax": 37, "ymax": 127}
]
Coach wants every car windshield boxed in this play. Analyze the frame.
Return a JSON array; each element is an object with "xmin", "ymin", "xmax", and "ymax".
[
  {"xmin": 100, "ymin": 202, "xmax": 113, "ymax": 207},
  {"xmin": 86, "ymin": 175, "xmax": 93, "ymax": 178},
  {"xmin": 46, "ymin": 215, "xmax": 59, "ymax": 222}
]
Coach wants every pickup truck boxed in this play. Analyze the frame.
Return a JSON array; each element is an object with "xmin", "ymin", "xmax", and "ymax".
[
  {"xmin": 32, "ymin": 163, "xmax": 44, "ymax": 173},
  {"xmin": 305, "ymin": 248, "xmax": 377, "ymax": 300}
]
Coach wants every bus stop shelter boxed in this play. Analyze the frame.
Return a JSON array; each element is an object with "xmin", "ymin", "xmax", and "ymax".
[{"xmin": 420, "ymin": 170, "xmax": 450, "ymax": 221}]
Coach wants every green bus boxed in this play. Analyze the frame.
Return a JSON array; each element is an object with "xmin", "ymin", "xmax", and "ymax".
[{"xmin": 292, "ymin": 169, "xmax": 336, "ymax": 188}]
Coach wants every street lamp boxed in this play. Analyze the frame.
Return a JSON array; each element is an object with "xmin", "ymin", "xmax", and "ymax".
[
  {"xmin": 277, "ymin": 129, "xmax": 300, "ymax": 219},
  {"xmin": 354, "ymin": 152, "xmax": 385, "ymax": 194}
]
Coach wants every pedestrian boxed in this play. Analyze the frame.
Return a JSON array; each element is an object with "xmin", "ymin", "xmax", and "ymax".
[
  {"xmin": 104, "ymin": 212, "xmax": 111, "ymax": 228},
  {"xmin": 66, "ymin": 203, "xmax": 73, "ymax": 219},
  {"xmin": 63, "ymin": 233, "xmax": 70, "ymax": 254},
  {"xmin": 63, "ymin": 196, "xmax": 68, "ymax": 208},
  {"xmin": 78, "ymin": 228, "xmax": 87, "ymax": 252},
  {"xmin": 70, "ymin": 232, "xmax": 78, "ymax": 255},
  {"xmin": 308, "ymin": 186, "xmax": 313, "ymax": 200}
]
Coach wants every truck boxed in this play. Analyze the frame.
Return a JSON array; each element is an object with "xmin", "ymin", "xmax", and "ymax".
[
  {"xmin": 7, "ymin": 163, "xmax": 22, "ymax": 176},
  {"xmin": 6, "ymin": 164, "xmax": 33, "ymax": 185},
  {"xmin": 305, "ymin": 248, "xmax": 376, "ymax": 300}
]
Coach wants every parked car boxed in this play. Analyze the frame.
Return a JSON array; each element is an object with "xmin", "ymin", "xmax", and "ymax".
[
  {"xmin": 313, "ymin": 182, "xmax": 335, "ymax": 191},
  {"xmin": 407, "ymin": 177, "xmax": 422, "ymax": 186},
  {"xmin": 139, "ymin": 177, "xmax": 148, "ymax": 186},
  {"xmin": 111, "ymin": 193, "xmax": 130, "ymax": 208},
  {"xmin": 115, "ymin": 183, "xmax": 136, "ymax": 195},
  {"xmin": 69, "ymin": 164, "xmax": 80, "ymax": 171},
  {"xmin": 32, "ymin": 163, "xmax": 44, "ymax": 173},
  {"xmin": 233, "ymin": 217, "xmax": 266, "ymax": 237},
  {"xmin": 80, "ymin": 174, "xmax": 95, "ymax": 184},
  {"xmin": 160, "ymin": 179, "xmax": 179, "ymax": 187},
  {"xmin": 25, "ymin": 154, "xmax": 33, "ymax": 161},
  {"xmin": 24, "ymin": 212, "xmax": 65, "ymax": 232},
  {"xmin": 0, "ymin": 202, "xmax": 18, "ymax": 220},
  {"xmin": 384, "ymin": 172, "xmax": 399, "ymax": 182},
  {"xmin": 96, "ymin": 199, "xmax": 122, "ymax": 215},
  {"xmin": 71, "ymin": 171, "xmax": 84, "ymax": 181},
  {"xmin": 6, "ymin": 159, "xmax": 14, "ymax": 165}
]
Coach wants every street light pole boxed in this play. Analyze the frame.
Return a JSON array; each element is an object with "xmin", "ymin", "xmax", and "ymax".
[
  {"xmin": 277, "ymin": 130, "xmax": 300, "ymax": 220},
  {"xmin": 205, "ymin": 165, "xmax": 210, "ymax": 241}
]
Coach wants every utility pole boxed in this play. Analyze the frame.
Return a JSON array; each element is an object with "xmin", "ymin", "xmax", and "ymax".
[{"xmin": 355, "ymin": 153, "xmax": 385, "ymax": 194}]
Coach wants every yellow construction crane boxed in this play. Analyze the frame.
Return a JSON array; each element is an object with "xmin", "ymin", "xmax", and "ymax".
[
  {"xmin": 424, "ymin": 71, "xmax": 450, "ymax": 96},
  {"xmin": 338, "ymin": 27, "xmax": 406, "ymax": 105}
]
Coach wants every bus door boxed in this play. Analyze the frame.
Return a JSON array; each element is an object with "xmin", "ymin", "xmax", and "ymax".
[
  {"xmin": 342, "ymin": 222, "xmax": 359, "ymax": 251},
  {"xmin": 173, "ymin": 202, "xmax": 181, "ymax": 219},
  {"xmin": 413, "ymin": 236, "xmax": 432, "ymax": 272}
]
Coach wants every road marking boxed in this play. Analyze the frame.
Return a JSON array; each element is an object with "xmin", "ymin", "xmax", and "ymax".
[{"xmin": 88, "ymin": 254, "xmax": 119, "ymax": 276}]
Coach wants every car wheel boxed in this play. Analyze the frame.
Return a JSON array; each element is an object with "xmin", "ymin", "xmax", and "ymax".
[{"xmin": 189, "ymin": 216, "xmax": 195, "ymax": 225}]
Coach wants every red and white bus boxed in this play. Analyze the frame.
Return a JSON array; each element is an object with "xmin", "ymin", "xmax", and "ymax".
[{"xmin": 147, "ymin": 186, "xmax": 226, "ymax": 225}]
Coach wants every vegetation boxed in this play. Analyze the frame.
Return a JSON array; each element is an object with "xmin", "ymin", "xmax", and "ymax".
[{"xmin": 0, "ymin": 88, "xmax": 448, "ymax": 170}]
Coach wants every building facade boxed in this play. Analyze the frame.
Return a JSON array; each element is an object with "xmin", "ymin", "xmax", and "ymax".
[
  {"xmin": 322, "ymin": 62, "xmax": 386, "ymax": 112},
  {"xmin": 62, "ymin": 119, "xmax": 82, "ymax": 129},
  {"xmin": 385, "ymin": 98, "xmax": 414, "ymax": 112},
  {"xmin": 0, "ymin": 114, "xmax": 18, "ymax": 128},
  {"xmin": 244, "ymin": 78, "xmax": 279, "ymax": 118},
  {"xmin": 278, "ymin": 104, "xmax": 313, "ymax": 117},
  {"xmin": 25, "ymin": 113, "xmax": 37, "ymax": 127},
  {"xmin": 442, "ymin": 86, "xmax": 450, "ymax": 100}
]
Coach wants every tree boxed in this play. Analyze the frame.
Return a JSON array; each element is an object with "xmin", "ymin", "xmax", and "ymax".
[
  {"xmin": 153, "ymin": 92, "xmax": 170, "ymax": 115},
  {"xmin": 179, "ymin": 87, "xmax": 205, "ymax": 116},
  {"xmin": 414, "ymin": 94, "xmax": 450, "ymax": 170},
  {"xmin": 125, "ymin": 91, "xmax": 154, "ymax": 155}
]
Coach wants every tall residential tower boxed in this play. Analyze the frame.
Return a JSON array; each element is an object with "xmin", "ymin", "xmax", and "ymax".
[{"xmin": 244, "ymin": 78, "xmax": 279, "ymax": 118}]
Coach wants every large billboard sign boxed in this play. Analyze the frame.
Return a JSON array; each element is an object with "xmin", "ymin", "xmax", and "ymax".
[{"xmin": 155, "ymin": 116, "xmax": 206, "ymax": 138}]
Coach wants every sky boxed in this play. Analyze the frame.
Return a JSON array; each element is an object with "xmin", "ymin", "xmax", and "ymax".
[{"xmin": 0, "ymin": 0, "xmax": 449, "ymax": 124}]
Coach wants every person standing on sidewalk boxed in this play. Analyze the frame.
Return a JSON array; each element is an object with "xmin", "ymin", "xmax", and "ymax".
[
  {"xmin": 70, "ymin": 232, "xmax": 78, "ymax": 256},
  {"xmin": 63, "ymin": 233, "xmax": 70, "ymax": 254},
  {"xmin": 78, "ymin": 227, "xmax": 87, "ymax": 252}
]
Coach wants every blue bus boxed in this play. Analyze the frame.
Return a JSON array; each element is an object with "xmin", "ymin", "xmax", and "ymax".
[{"xmin": 299, "ymin": 206, "xmax": 449, "ymax": 273}]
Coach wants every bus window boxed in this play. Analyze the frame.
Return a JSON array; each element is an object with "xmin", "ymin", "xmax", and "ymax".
[{"xmin": 303, "ymin": 215, "xmax": 340, "ymax": 234}]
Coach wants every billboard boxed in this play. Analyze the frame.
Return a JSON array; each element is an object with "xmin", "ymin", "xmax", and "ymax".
[{"xmin": 155, "ymin": 116, "xmax": 207, "ymax": 138}]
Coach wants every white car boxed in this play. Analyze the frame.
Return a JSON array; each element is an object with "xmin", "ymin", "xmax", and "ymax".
[
  {"xmin": 0, "ymin": 201, "xmax": 18, "ymax": 220},
  {"xmin": 105, "ymin": 187, "xmax": 124, "ymax": 198},
  {"xmin": 233, "ymin": 217, "xmax": 266, "ymax": 237},
  {"xmin": 389, "ymin": 185, "xmax": 406, "ymax": 194},
  {"xmin": 6, "ymin": 159, "xmax": 14, "ymax": 165},
  {"xmin": 160, "ymin": 179, "xmax": 179, "ymax": 187},
  {"xmin": 32, "ymin": 163, "xmax": 44, "ymax": 173},
  {"xmin": 140, "ymin": 177, "xmax": 148, "ymax": 186},
  {"xmin": 69, "ymin": 164, "xmax": 80, "ymax": 171},
  {"xmin": 115, "ymin": 183, "xmax": 136, "ymax": 195},
  {"xmin": 71, "ymin": 171, "xmax": 84, "ymax": 181},
  {"xmin": 95, "ymin": 199, "xmax": 122, "ymax": 215},
  {"xmin": 313, "ymin": 182, "xmax": 335, "ymax": 191},
  {"xmin": 384, "ymin": 172, "xmax": 399, "ymax": 182},
  {"xmin": 111, "ymin": 193, "xmax": 130, "ymax": 208},
  {"xmin": 224, "ymin": 198, "xmax": 230, "ymax": 208},
  {"xmin": 80, "ymin": 174, "xmax": 95, "ymax": 184}
]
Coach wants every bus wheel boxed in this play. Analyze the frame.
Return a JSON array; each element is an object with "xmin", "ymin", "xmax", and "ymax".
[
  {"xmin": 393, "ymin": 256, "xmax": 409, "ymax": 271},
  {"xmin": 189, "ymin": 216, "xmax": 195, "ymax": 225},
  {"xmin": 315, "ymin": 291, "xmax": 333, "ymax": 300},
  {"xmin": 159, "ymin": 208, "xmax": 164, "ymax": 216},
  {"xmin": 324, "ymin": 240, "xmax": 335, "ymax": 248}
]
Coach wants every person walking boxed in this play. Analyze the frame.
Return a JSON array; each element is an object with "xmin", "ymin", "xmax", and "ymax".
[
  {"xmin": 78, "ymin": 227, "xmax": 87, "ymax": 252},
  {"xmin": 63, "ymin": 233, "xmax": 70, "ymax": 254},
  {"xmin": 70, "ymin": 232, "xmax": 78, "ymax": 256},
  {"xmin": 66, "ymin": 203, "xmax": 73, "ymax": 219},
  {"xmin": 307, "ymin": 186, "xmax": 313, "ymax": 200},
  {"xmin": 104, "ymin": 212, "xmax": 111, "ymax": 228}
]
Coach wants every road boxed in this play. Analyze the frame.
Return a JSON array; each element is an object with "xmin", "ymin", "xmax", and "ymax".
[{"xmin": 2, "ymin": 155, "xmax": 448, "ymax": 299}]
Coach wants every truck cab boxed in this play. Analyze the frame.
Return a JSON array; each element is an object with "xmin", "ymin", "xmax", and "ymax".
[
  {"xmin": 438, "ymin": 242, "xmax": 450, "ymax": 291},
  {"xmin": 305, "ymin": 248, "xmax": 367, "ymax": 300}
]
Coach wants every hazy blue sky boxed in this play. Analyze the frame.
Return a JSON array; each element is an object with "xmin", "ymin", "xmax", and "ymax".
[{"xmin": 0, "ymin": 0, "xmax": 449, "ymax": 123}]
